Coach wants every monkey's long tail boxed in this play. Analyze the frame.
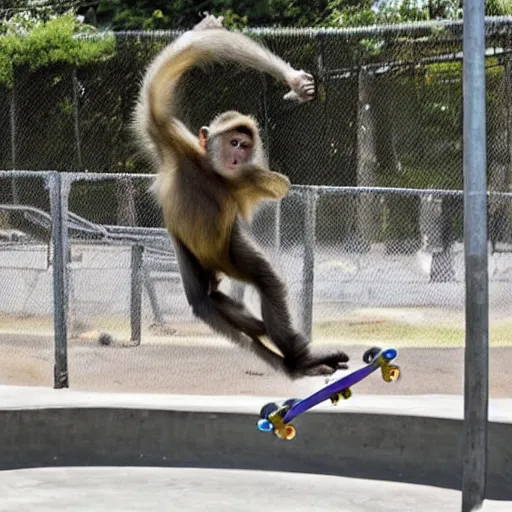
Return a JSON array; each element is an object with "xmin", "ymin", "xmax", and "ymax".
[{"xmin": 140, "ymin": 28, "xmax": 290, "ymax": 146}]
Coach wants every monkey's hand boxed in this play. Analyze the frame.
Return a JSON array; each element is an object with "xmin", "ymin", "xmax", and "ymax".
[
  {"xmin": 193, "ymin": 12, "xmax": 225, "ymax": 31},
  {"xmin": 284, "ymin": 69, "xmax": 315, "ymax": 103}
]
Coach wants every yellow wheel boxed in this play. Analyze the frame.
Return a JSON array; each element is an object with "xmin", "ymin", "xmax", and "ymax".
[
  {"xmin": 341, "ymin": 388, "xmax": 352, "ymax": 399},
  {"xmin": 382, "ymin": 365, "xmax": 401, "ymax": 382},
  {"xmin": 330, "ymin": 394, "xmax": 340, "ymax": 405},
  {"xmin": 274, "ymin": 425, "xmax": 296, "ymax": 440},
  {"xmin": 388, "ymin": 366, "xmax": 401, "ymax": 381},
  {"xmin": 284, "ymin": 425, "xmax": 296, "ymax": 440}
]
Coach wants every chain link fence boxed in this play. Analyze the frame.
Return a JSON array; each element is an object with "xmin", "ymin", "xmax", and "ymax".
[
  {"xmin": 1, "ymin": 20, "xmax": 512, "ymax": 398},
  {"xmin": 0, "ymin": 21, "xmax": 510, "ymax": 187},
  {"xmin": 0, "ymin": 172, "xmax": 54, "ymax": 387},
  {"xmin": 2, "ymin": 22, "xmax": 512, "ymax": 233},
  {"xmin": 1, "ymin": 170, "xmax": 512, "ymax": 397}
]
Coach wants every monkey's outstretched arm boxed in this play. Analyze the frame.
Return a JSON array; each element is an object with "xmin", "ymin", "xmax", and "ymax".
[
  {"xmin": 188, "ymin": 13, "xmax": 303, "ymax": 95},
  {"xmin": 174, "ymin": 28, "xmax": 315, "ymax": 102}
]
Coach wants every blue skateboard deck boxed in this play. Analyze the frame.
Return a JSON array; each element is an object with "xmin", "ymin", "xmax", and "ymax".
[{"xmin": 257, "ymin": 346, "xmax": 401, "ymax": 440}]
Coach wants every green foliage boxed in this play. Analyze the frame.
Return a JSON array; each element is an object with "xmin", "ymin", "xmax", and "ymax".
[
  {"xmin": 96, "ymin": 0, "xmax": 315, "ymax": 29},
  {"xmin": 92, "ymin": 0, "xmax": 460, "ymax": 30},
  {"xmin": 96, "ymin": 0, "xmax": 190, "ymax": 30},
  {"xmin": 219, "ymin": 10, "xmax": 249, "ymax": 30},
  {"xmin": 90, "ymin": 0, "xmax": 512, "ymax": 30},
  {"xmin": 0, "ymin": 11, "xmax": 116, "ymax": 87},
  {"xmin": 486, "ymin": 0, "xmax": 512, "ymax": 16}
]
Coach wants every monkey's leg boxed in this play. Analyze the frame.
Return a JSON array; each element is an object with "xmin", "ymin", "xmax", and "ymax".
[
  {"xmin": 228, "ymin": 221, "xmax": 349, "ymax": 376},
  {"xmin": 171, "ymin": 236, "xmax": 283, "ymax": 371},
  {"xmin": 206, "ymin": 271, "xmax": 266, "ymax": 337},
  {"xmin": 210, "ymin": 290, "xmax": 266, "ymax": 338}
]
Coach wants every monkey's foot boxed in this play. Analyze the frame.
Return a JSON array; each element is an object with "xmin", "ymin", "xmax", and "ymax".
[
  {"xmin": 288, "ymin": 350, "xmax": 349, "ymax": 378},
  {"xmin": 315, "ymin": 350, "xmax": 350, "ymax": 371}
]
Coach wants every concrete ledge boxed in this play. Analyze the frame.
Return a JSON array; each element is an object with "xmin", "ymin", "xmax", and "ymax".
[{"xmin": 1, "ymin": 386, "xmax": 511, "ymax": 501}]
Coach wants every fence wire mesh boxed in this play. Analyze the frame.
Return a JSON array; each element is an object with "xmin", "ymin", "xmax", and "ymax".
[
  {"xmin": 0, "ymin": 22, "xmax": 511, "ymax": 191},
  {"xmin": 0, "ymin": 172, "xmax": 54, "ymax": 387},
  {"xmin": 0, "ymin": 21, "xmax": 512, "ymax": 398}
]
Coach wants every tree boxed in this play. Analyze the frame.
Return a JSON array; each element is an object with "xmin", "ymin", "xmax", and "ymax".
[
  {"xmin": 0, "ymin": 9, "xmax": 115, "ymax": 88},
  {"xmin": 90, "ymin": 0, "xmax": 512, "ymax": 31}
]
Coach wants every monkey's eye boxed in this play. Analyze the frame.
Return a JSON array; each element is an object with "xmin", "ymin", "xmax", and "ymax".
[{"xmin": 230, "ymin": 140, "xmax": 239, "ymax": 147}]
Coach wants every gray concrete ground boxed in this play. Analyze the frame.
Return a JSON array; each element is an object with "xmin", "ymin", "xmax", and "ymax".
[{"xmin": 0, "ymin": 467, "xmax": 509, "ymax": 512}]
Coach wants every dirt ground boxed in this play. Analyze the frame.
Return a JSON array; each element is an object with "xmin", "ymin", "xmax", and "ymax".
[{"xmin": 1, "ymin": 333, "xmax": 511, "ymax": 398}]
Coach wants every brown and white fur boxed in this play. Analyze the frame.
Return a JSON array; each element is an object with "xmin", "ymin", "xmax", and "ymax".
[{"xmin": 132, "ymin": 15, "xmax": 349, "ymax": 377}]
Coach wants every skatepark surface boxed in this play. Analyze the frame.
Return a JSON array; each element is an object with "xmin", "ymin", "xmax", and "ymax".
[
  {"xmin": 1, "ymin": 466, "xmax": 510, "ymax": 512},
  {"xmin": 1, "ymin": 385, "xmax": 511, "ymax": 511}
]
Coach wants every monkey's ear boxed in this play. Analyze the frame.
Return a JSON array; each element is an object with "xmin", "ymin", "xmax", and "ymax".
[{"xmin": 199, "ymin": 126, "xmax": 209, "ymax": 149}]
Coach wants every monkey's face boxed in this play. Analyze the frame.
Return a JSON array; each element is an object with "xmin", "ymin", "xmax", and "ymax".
[{"xmin": 218, "ymin": 129, "xmax": 253, "ymax": 176}]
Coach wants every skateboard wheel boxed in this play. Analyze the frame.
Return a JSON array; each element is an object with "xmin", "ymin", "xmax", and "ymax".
[
  {"xmin": 284, "ymin": 425, "xmax": 296, "ymax": 440},
  {"xmin": 330, "ymin": 393, "xmax": 341, "ymax": 405},
  {"xmin": 330, "ymin": 389, "xmax": 351, "ymax": 405},
  {"xmin": 274, "ymin": 425, "xmax": 296, "ymax": 440},
  {"xmin": 382, "ymin": 365, "xmax": 400, "ymax": 382},
  {"xmin": 257, "ymin": 419, "xmax": 273, "ymax": 433},
  {"xmin": 341, "ymin": 388, "xmax": 352, "ymax": 399},
  {"xmin": 363, "ymin": 347, "xmax": 381, "ymax": 364},
  {"xmin": 388, "ymin": 366, "xmax": 401, "ymax": 381},
  {"xmin": 260, "ymin": 402, "xmax": 279, "ymax": 419},
  {"xmin": 382, "ymin": 348, "xmax": 397, "ymax": 361}
]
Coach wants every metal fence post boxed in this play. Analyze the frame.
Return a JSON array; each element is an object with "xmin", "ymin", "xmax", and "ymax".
[
  {"xmin": 130, "ymin": 244, "xmax": 144, "ymax": 346},
  {"xmin": 462, "ymin": 1, "xmax": 489, "ymax": 510},
  {"xmin": 49, "ymin": 172, "xmax": 70, "ymax": 389},
  {"xmin": 301, "ymin": 188, "xmax": 317, "ymax": 340}
]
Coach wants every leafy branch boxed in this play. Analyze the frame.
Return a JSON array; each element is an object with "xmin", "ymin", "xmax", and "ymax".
[{"xmin": 0, "ymin": 10, "xmax": 115, "ymax": 87}]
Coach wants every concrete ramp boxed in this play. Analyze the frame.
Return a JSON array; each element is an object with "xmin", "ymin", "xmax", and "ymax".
[{"xmin": 1, "ymin": 386, "xmax": 511, "ymax": 503}]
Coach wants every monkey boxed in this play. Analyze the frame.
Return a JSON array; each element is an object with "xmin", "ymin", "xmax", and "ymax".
[{"xmin": 133, "ymin": 14, "xmax": 350, "ymax": 377}]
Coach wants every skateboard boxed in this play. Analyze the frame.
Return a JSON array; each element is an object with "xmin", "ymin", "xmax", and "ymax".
[{"xmin": 256, "ymin": 346, "xmax": 401, "ymax": 440}]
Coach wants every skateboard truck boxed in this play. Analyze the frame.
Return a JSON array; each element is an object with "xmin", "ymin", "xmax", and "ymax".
[
  {"xmin": 257, "ymin": 398, "xmax": 301, "ymax": 440},
  {"xmin": 329, "ymin": 388, "xmax": 352, "ymax": 405},
  {"xmin": 363, "ymin": 347, "xmax": 401, "ymax": 382}
]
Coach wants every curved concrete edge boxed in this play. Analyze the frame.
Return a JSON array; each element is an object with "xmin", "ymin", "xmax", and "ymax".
[
  {"xmin": 1, "ymin": 467, "xmax": 511, "ymax": 512},
  {"xmin": 1, "ymin": 386, "xmax": 511, "ymax": 501},
  {"xmin": 2, "ymin": 385, "xmax": 512, "ymax": 422},
  {"xmin": 0, "ymin": 468, "xmax": 509, "ymax": 512}
]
